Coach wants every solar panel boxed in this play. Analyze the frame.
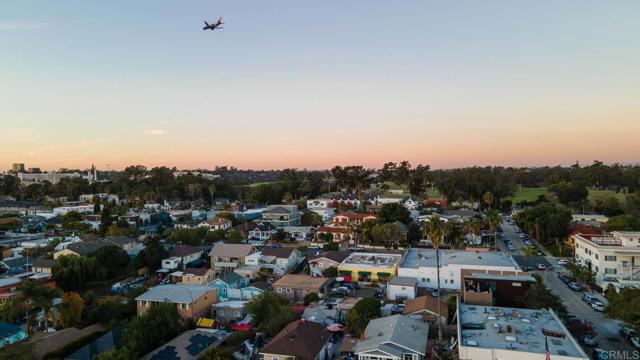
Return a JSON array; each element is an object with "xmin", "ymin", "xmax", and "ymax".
[
  {"xmin": 185, "ymin": 334, "xmax": 218, "ymax": 356},
  {"xmin": 151, "ymin": 346, "xmax": 179, "ymax": 360}
]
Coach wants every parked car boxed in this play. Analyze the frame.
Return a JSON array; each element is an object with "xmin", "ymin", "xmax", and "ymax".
[
  {"xmin": 537, "ymin": 263, "xmax": 547, "ymax": 270},
  {"xmin": 582, "ymin": 334, "xmax": 598, "ymax": 347},
  {"xmin": 431, "ymin": 289, "xmax": 439, "ymax": 298},
  {"xmin": 568, "ymin": 282, "xmax": 584, "ymax": 291},
  {"xmin": 631, "ymin": 337, "xmax": 640, "ymax": 350},
  {"xmin": 619, "ymin": 323, "xmax": 637, "ymax": 339},
  {"xmin": 591, "ymin": 301, "xmax": 605, "ymax": 312},
  {"xmin": 558, "ymin": 259, "xmax": 569, "ymax": 266},
  {"xmin": 582, "ymin": 293, "xmax": 597, "ymax": 304},
  {"xmin": 508, "ymin": 244, "xmax": 516, "ymax": 251},
  {"xmin": 331, "ymin": 287, "xmax": 349, "ymax": 297}
]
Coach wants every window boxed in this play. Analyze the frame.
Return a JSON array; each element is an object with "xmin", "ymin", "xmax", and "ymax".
[
  {"xmin": 277, "ymin": 288, "xmax": 283, "ymax": 293},
  {"xmin": 404, "ymin": 354, "xmax": 416, "ymax": 360},
  {"xmin": 595, "ymin": 254, "xmax": 599, "ymax": 260},
  {"xmin": 219, "ymin": 309, "xmax": 225, "ymax": 315},
  {"xmin": 286, "ymin": 288, "xmax": 292, "ymax": 293},
  {"xmin": 180, "ymin": 303, "xmax": 188, "ymax": 310},
  {"xmin": 234, "ymin": 311, "xmax": 240, "ymax": 317},
  {"xmin": 605, "ymin": 268, "xmax": 617, "ymax": 274},
  {"xmin": 605, "ymin": 255, "xmax": 617, "ymax": 261}
]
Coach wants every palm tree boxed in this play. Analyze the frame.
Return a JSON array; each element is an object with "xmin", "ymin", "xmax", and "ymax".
[
  {"xmin": 483, "ymin": 191, "xmax": 494, "ymax": 209},
  {"xmin": 422, "ymin": 215, "xmax": 444, "ymax": 341},
  {"xmin": 442, "ymin": 221, "xmax": 454, "ymax": 248},
  {"xmin": 485, "ymin": 209, "xmax": 502, "ymax": 250}
]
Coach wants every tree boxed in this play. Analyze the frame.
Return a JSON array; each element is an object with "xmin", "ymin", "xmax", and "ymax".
[
  {"xmin": 485, "ymin": 209, "xmax": 502, "ymax": 250},
  {"xmin": 53, "ymin": 255, "xmax": 102, "ymax": 291},
  {"xmin": 199, "ymin": 347, "xmax": 234, "ymax": 360},
  {"xmin": 346, "ymin": 297, "xmax": 381, "ymax": 335},
  {"xmin": 303, "ymin": 292, "xmax": 320, "ymax": 306},
  {"xmin": 93, "ymin": 245, "xmax": 130, "ymax": 278},
  {"xmin": 124, "ymin": 302, "xmax": 184, "ymax": 357},
  {"xmin": 407, "ymin": 222, "xmax": 421, "ymax": 245},
  {"xmin": 378, "ymin": 203, "xmax": 411, "ymax": 224},
  {"xmin": 483, "ymin": 191, "xmax": 494, "ymax": 209},
  {"xmin": 94, "ymin": 347, "xmax": 133, "ymax": 360},
  {"xmin": 604, "ymin": 287, "xmax": 640, "ymax": 330},
  {"xmin": 301, "ymin": 212, "xmax": 323, "ymax": 226},
  {"xmin": 604, "ymin": 215, "xmax": 640, "ymax": 232},
  {"xmin": 167, "ymin": 228, "xmax": 202, "ymax": 246},
  {"xmin": 59, "ymin": 292, "xmax": 84, "ymax": 328},
  {"xmin": 18, "ymin": 280, "xmax": 58, "ymax": 334},
  {"xmin": 93, "ymin": 195, "xmax": 101, "ymax": 214},
  {"xmin": 134, "ymin": 237, "xmax": 168, "ymax": 271},
  {"xmin": 226, "ymin": 229, "xmax": 244, "ymax": 244},
  {"xmin": 323, "ymin": 267, "xmax": 338, "ymax": 278},
  {"xmin": 247, "ymin": 291, "xmax": 298, "ymax": 337},
  {"xmin": 523, "ymin": 277, "xmax": 567, "ymax": 317},
  {"xmin": 100, "ymin": 206, "xmax": 114, "ymax": 234},
  {"xmin": 323, "ymin": 242, "xmax": 339, "ymax": 251},
  {"xmin": 422, "ymin": 215, "xmax": 444, "ymax": 341},
  {"xmin": 549, "ymin": 181, "xmax": 588, "ymax": 207}
]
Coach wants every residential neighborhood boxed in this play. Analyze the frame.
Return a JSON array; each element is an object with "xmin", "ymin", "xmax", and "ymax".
[{"xmin": 2, "ymin": 2, "xmax": 640, "ymax": 359}]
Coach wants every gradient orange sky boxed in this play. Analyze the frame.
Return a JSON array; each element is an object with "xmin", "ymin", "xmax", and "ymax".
[{"xmin": 2, "ymin": 1, "xmax": 639, "ymax": 171}]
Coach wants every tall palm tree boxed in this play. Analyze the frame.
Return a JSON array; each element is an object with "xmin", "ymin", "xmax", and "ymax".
[
  {"xmin": 422, "ymin": 215, "xmax": 444, "ymax": 341},
  {"xmin": 485, "ymin": 209, "xmax": 502, "ymax": 250},
  {"xmin": 483, "ymin": 191, "xmax": 494, "ymax": 209}
]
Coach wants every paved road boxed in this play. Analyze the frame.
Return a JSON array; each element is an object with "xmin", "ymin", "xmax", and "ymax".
[{"xmin": 501, "ymin": 219, "xmax": 635, "ymax": 356}]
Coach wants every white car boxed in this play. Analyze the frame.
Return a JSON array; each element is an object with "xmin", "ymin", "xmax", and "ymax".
[
  {"xmin": 591, "ymin": 301, "xmax": 605, "ymax": 312},
  {"xmin": 631, "ymin": 337, "xmax": 640, "ymax": 350}
]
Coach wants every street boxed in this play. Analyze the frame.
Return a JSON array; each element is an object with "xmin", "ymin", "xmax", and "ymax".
[{"xmin": 500, "ymin": 219, "xmax": 635, "ymax": 356}]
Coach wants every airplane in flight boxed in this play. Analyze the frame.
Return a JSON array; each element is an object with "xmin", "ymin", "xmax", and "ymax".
[{"xmin": 203, "ymin": 17, "xmax": 224, "ymax": 31}]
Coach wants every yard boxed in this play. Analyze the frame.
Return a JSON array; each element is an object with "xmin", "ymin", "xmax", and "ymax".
[{"xmin": 510, "ymin": 187, "xmax": 626, "ymax": 204}]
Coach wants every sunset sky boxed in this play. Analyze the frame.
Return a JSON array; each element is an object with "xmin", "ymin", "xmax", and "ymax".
[{"xmin": 1, "ymin": 1, "xmax": 639, "ymax": 171}]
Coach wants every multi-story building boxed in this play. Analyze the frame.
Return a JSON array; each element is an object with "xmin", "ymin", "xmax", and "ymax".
[
  {"xmin": 337, "ymin": 252, "xmax": 403, "ymax": 283},
  {"xmin": 135, "ymin": 284, "xmax": 217, "ymax": 320},
  {"xmin": 209, "ymin": 244, "xmax": 257, "ymax": 276},
  {"xmin": 398, "ymin": 249, "xmax": 522, "ymax": 291},
  {"xmin": 573, "ymin": 231, "xmax": 640, "ymax": 288},
  {"xmin": 261, "ymin": 205, "xmax": 301, "ymax": 228}
]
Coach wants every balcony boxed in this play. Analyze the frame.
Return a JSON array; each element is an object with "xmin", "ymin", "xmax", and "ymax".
[{"xmin": 617, "ymin": 262, "xmax": 640, "ymax": 282}]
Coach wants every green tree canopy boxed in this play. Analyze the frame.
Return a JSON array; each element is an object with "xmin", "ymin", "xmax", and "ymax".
[
  {"xmin": 347, "ymin": 297, "xmax": 381, "ymax": 335},
  {"xmin": 378, "ymin": 203, "xmax": 411, "ymax": 224}
]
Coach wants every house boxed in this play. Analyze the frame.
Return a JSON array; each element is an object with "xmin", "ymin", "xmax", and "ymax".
[
  {"xmin": 212, "ymin": 300, "xmax": 247, "ymax": 325},
  {"xmin": 0, "ymin": 321, "xmax": 28, "ymax": 348},
  {"xmin": 260, "ymin": 247, "xmax": 304, "ymax": 273},
  {"xmin": 168, "ymin": 245, "xmax": 203, "ymax": 267},
  {"xmin": 333, "ymin": 212, "xmax": 377, "ymax": 226},
  {"xmin": 402, "ymin": 295, "xmax": 448, "ymax": 324},
  {"xmin": 32, "ymin": 257, "xmax": 55, "ymax": 274},
  {"xmin": 181, "ymin": 267, "xmax": 215, "ymax": 285},
  {"xmin": 198, "ymin": 217, "xmax": 232, "ymax": 231},
  {"xmin": 103, "ymin": 236, "xmax": 145, "ymax": 257},
  {"xmin": 572, "ymin": 214, "xmax": 609, "ymax": 223},
  {"xmin": 386, "ymin": 276, "xmax": 417, "ymax": 301},
  {"xmin": 310, "ymin": 207, "xmax": 336, "ymax": 222},
  {"xmin": 573, "ymin": 231, "xmax": 640, "ymax": 288},
  {"xmin": 307, "ymin": 199, "xmax": 332, "ymax": 209},
  {"xmin": 403, "ymin": 197, "xmax": 420, "ymax": 210},
  {"xmin": 135, "ymin": 284, "xmax": 217, "ymax": 320},
  {"xmin": 462, "ymin": 272, "xmax": 536, "ymax": 307},
  {"xmin": 398, "ymin": 249, "xmax": 522, "ymax": 290},
  {"xmin": 433, "ymin": 209, "xmax": 477, "ymax": 223},
  {"xmin": 260, "ymin": 320, "xmax": 334, "ymax": 360},
  {"xmin": 457, "ymin": 302, "xmax": 588, "ymax": 360},
  {"xmin": 162, "ymin": 257, "xmax": 182, "ymax": 270},
  {"xmin": 247, "ymin": 222, "xmax": 277, "ymax": 241},
  {"xmin": 284, "ymin": 226, "xmax": 316, "ymax": 241},
  {"xmin": 261, "ymin": 205, "xmax": 301, "ymax": 228},
  {"xmin": 353, "ymin": 314, "xmax": 428, "ymax": 360},
  {"xmin": 308, "ymin": 251, "xmax": 349, "ymax": 277},
  {"xmin": 316, "ymin": 226, "xmax": 352, "ymax": 243},
  {"xmin": 330, "ymin": 191, "xmax": 378, "ymax": 209},
  {"xmin": 53, "ymin": 238, "xmax": 112, "ymax": 259},
  {"xmin": 272, "ymin": 274, "xmax": 330, "ymax": 302},
  {"xmin": 209, "ymin": 243, "xmax": 257, "ymax": 276},
  {"xmin": 209, "ymin": 271, "xmax": 250, "ymax": 300},
  {"xmin": 142, "ymin": 329, "xmax": 231, "ymax": 360},
  {"xmin": 239, "ymin": 282, "xmax": 268, "ymax": 300},
  {"xmin": 337, "ymin": 252, "xmax": 403, "ymax": 283}
]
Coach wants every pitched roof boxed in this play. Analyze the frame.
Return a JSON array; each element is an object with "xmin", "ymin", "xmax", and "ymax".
[
  {"xmin": 402, "ymin": 295, "xmax": 448, "ymax": 318},
  {"xmin": 104, "ymin": 236, "xmax": 136, "ymax": 247},
  {"xmin": 169, "ymin": 245, "xmax": 203, "ymax": 258},
  {"xmin": 261, "ymin": 247, "xmax": 296, "ymax": 259},
  {"xmin": 202, "ymin": 217, "xmax": 231, "ymax": 226},
  {"xmin": 264, "ymin": 205, "xmax": 297, "ymax": 214},
  {"xmin": 354, "ymin": 314, "xmax": 428, "ymax": 356},
  {"xmin": 272, "ymin": 274, "xmax": 328, "ymax": 290},
  {"xmin": 32, "ymin": 257, "xmax": 55, "ymax": 269},
  {"xmin": 183, "ymin": 267, "xmax": 211, "ymax": 276},
  {"xmin": 335, "ymin": 212, "xmax": 377, "ymax": 220},
  {"xmin": 209, "ymin": 243, "xmax": 255, "ymax": 258},
  {"xmin": 308, "ymin": 251, "xmax": 349, "ymax": 264},
  {"xmin": 135, "ymin": 284, "xmax": 213, "ymax": 303},
  {"xmin": 65, "ymin": 239, "xmax": 113, "ymax": 256},
  {"xmin": 260, "ymin": 320, "xmax": 331, "ymax": 359},
  {"xmin": 220, "ymin": 271, "xmax": 245, "ymax": 284}
]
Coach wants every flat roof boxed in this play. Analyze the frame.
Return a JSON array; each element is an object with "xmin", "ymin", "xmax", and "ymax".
[
  {"xmin": 459, "ymin": 304, "xmax": 586, "ymax": 358},
  {"xmin": 388, "ymin": 276, "xmax": 417, "ymax": 286},
  {"xmin": 340, "ymin": 252, "xmax": 402, "ymax": 269},
  {"xmin": 401, "ymin": 249, "xmax": 519, "ymax": 269},
  {"xmin": 464, "ymin": 273, "xmax": 535, "ymax": 282}
]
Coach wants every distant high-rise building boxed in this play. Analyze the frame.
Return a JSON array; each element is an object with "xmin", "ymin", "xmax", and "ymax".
[
  {"xmin": 27, "ymin": 167, "xmax": 41, "ymax": 173},
  {"xmin": 12, "ymin": 163, "xmax": 25, "ymax": 173}
]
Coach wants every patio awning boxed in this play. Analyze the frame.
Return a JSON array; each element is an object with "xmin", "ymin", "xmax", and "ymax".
[
  {"xmin": 358, "ymin": 271, "xmax": 372, "ymax": 275},
  {"xmin": 377, "ymin": 272, "xmax": 391, "ymax": 277},
  {"xmin": 338, "ymin": 270, "xmax": 352, "ymax": 275}
]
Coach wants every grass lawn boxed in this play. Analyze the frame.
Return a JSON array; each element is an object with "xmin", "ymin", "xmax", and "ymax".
[
  {"xmin": 510, "ymin": 187, "xmax": 626, "ymax": 204},
  {"xmin": 246, "ymin": 181, "xmax": 278, "ymax": 188}
]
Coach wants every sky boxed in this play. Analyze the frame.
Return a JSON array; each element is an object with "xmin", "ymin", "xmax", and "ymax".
[{"xmin": 1, "ymin": 1, "xmax": 639, "ymax": 171}]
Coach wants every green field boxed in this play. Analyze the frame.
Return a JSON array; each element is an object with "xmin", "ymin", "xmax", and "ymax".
[{"xmin": 510, "ymin": 187, "xmax": 625, "ymax": 204}]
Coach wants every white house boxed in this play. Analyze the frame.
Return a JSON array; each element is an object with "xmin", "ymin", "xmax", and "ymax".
[
  {"xmin": 260, "ymin": 247, "xmax": 304, "ymax": 273},
  {"xmin": 53, "ymin": 204, "xmax": 95, "ymax": 216},
  {"xmin": 307, "ymin": 199, "xmax": 332, "ymax": 209},
  {"xmin": 387, "ymin": 276, "xmax": 417, "ymax": 301},
  {"xmin": 162, "ymin": 257, "xmax": 182, "ymax": 270},
  {"xmin": 353, "ymin": 314, "xmax": 428, "ymax": 360},
  {"xmin": 573, "ymin": 231, "xmax": 640, "ymax": 288},
  {"xmin": 398, "ymin": 249, "xmax": 522, "ymax": 290},
  {"xmin": 198, "ymin": 218, "xmax": 232, "ymax": 231},
  {"xmin": 309, "ymin": 207, "xmax": 335, "ymax": 222}
]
